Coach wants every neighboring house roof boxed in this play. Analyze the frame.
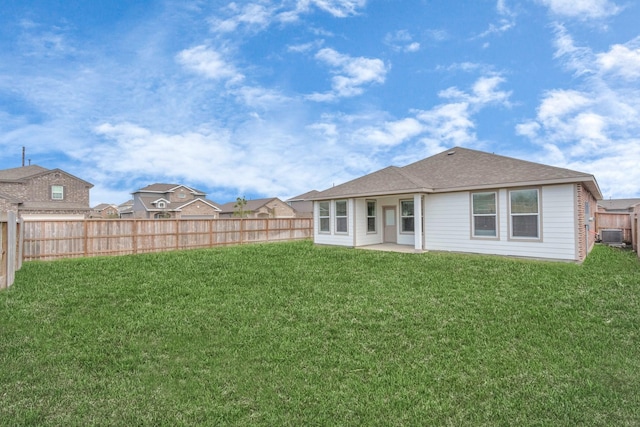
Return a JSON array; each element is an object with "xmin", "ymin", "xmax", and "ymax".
[
  {"xmin": 598, "ymin": 198, "xmax": 640, "ymax": 211},
  {"xmin": 135, "ymin": 183, "xmax": 206, "ymax": 196},
  {"xmin": 311, "ymin": 147, "xmax": 603, "ymax": 200},
  {"xmin": 137, "ymin": 195, "xmax": 221, "ymax": 212},
  {"xmin": 0, "ymin": 165, "xmax": 93, "ymax": 187},
  {"xmin": 218, "ymin": 197, "xmax": 281, "ymax": 214},
  {"xmin": 92, "ymin": 203, "xmax": 117, "ymax": 211},
  {"xmin": 287, "ymin": 190, "xmax": 319, "ymax": 202}
]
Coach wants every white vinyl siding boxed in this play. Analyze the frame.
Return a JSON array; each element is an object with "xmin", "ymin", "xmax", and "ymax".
[
  {"xmin": 425, "ymin": 184, "xmax": 577, "ymax": 260},
  {"xmin": 314, "ymin": 199, "xmax": 354, "ymax": 246}
]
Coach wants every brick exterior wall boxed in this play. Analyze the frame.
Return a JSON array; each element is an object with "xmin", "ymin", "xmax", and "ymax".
[
  {"xmin": 0, "ymin": 169, "xmax": 92, "ymax": 216},
  {"xmin": 179, "ymin": 201, "xmax": 219, "ymax": 218},
  {"xmin": 576, "ymin": 183, "xmax": 598, "ymax": 262}
]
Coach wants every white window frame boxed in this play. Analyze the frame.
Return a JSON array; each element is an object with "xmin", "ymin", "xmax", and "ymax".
[
  {"xmin": 51, "ymin": 185, "xmax": 64, "ymax": 200},
  {"xmin": 471, "ymin": 191, "xmax": 498, "ymax": 238},
  {"xmin": 335, "ymin": 200, "xmax": 348, "ymax": 234},
  {"xmin": 318, "ymin": 201, "xmax": 330, "ymax": 233},
  {"xmin": 366, "ymin": 200, "xmax": 377, "ymax": 233},
  {"xmin": 400, "ymin": 199, "xmax": 414, "ymax": 233},
  {"xmin": 509, "ymin": 188, "xmax": 541, "ymax": 240}
]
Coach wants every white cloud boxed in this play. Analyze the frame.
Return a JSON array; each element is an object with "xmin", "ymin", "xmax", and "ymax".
[
  {"xmin": 384, "ymin": 30, "xmax": 421, "ymax": 53},
  {"xmin": 517, "ymin": 29, "xmax": 640, "ymax": 198},
  {"xmin": 307, "ymin": 48, "xmax": 388, "ymax": 101},
  {"xmin": 355, "ymin": 118, "xmax": 424, "ymax": 147},
  {"xmin": 176, "ymin": 45, "xmax": 244, "ymax": 84},
  {"xmin": 596, "ymin": 41, "xmax": 640, "ymax": 80},
  {"xmin": 210, "ymin": 3, "xmax": 273, "ymax": 33},
  {"xmin": 414, "ymin": 75, "xmax": 511, "ymax": 150},
  {"xmin": 439, "ymin": 75, "xmax": 511, "ymax": 106},
  {"xmin": 537, "ymin": 0, "xmax": 621, "ymax": 19},
  {"xmin": 295, "ymin": 0, "xmax": 367, "ymax": 18}
]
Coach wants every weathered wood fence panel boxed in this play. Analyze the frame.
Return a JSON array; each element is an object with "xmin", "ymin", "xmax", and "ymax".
[
  {"xmin": 595, "ymin": 212, "xmax": 633, "ymax": 243},
  {"xmin": 1, "ymin": 211, "xmax": 20, "ymax": 289},
  {"xmin": 22, "ymin": 218, "xmax": 313, "ymax": 261}
]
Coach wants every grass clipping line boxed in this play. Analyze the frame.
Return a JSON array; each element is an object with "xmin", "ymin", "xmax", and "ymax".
[{"xmin": 1, "ymin": 241, "xmax": 639, "ymax": 426}]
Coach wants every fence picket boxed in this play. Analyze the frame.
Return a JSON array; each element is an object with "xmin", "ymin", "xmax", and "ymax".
[{"xmin": 21, "ymin": 218, "xmax": 313, "ymax": 261}]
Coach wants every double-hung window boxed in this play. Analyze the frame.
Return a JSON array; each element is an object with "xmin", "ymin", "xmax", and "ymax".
[
  {"xmin": 335, "ymin": 200, "xmax": 348, "ymax": 233},
  {"xmin": 400, "ymin": 200, "xmax": 414, "ymax": 232},
  {"xmin": 319, "ymin": 201, "xmax": 330, "ymax": 233},
  {"xmin": 366, "ymin": 200, "xmax": 376, "ymax": 233},
  {"xmin": 51, "ymin": 185, "xmax": 64, "ymax": 200},
  {"xmin": 472, "ymin": 192, "xmax": 497, "ymax": 237},
  {"xmin": 510, "ymin": 189, "xmax": 540, "ymax": 239}
]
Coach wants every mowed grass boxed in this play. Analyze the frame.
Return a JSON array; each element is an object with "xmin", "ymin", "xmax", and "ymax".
[{"xmin": 1, "ymin": 241, "xmax": 639, "ymax": 426}]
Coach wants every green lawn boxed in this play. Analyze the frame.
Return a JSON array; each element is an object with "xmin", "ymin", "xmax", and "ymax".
[{"xmin": 1, "ymin": 241, "xmax": 639, "ymax": 426}]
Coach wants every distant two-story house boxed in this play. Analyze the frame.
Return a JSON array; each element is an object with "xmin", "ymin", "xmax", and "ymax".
[
  {"xmin": 0, "ymin": 165, "xmax": 93, "ymax": 220},
  {"xmin": 218, "ymin": 197, "xmax": 297, "ymax": 218},
  {"xmin": 123, "ymin": 183, "xmax": 221, "ymax": 219}
]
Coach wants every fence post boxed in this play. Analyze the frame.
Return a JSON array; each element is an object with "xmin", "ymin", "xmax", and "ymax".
[
  {"xmin": 83, "ymin": 219, "xmax": 89, "ymax": 257},
  {"xmin": 1, "ymin": 218, "xmax": 5, "ymax": 289},
  {"xmin": 1, "ymin": 211, "xmax": 18, "ymax": 289},
  {"xmin": 133, "ymin": 219, "xmax": 138, "ymax": 254}
]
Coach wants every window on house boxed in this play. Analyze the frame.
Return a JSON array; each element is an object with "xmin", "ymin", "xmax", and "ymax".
[
  {"xmin": 335, "ymin": 200, "xmax": 348, "ymax": 233},
  {"xmin": 319, "ymin": 201, "xmax": 330, "ymax": 233},
  {"xmin": 400, "ymin": 200, "xmax": 414, "ymax": 232},
  {"xmin": 510, "ymin": 189, "xmax": 540, "ymax": 239},
  {"xmin": 472, "ymin": 192, "xmax": 497, "ymax": 237},
  {"xmin": 157, "ymin": 201, "xmax": 166, "ymax": 209},
  {"xmin": 51, "ymin": 185, "xmax": 64, "ymax": 200},
  {"xmin": 367, "ymin": 200, "xmax": 376, "ymax": 233}
]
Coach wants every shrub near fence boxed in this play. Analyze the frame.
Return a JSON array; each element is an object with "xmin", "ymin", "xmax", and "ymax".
[{"xmin": 22, "ymin": 218, "xmax": 313, "ymax": 261}]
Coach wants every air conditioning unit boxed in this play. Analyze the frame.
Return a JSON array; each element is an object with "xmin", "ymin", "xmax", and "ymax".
[{"xmin": 601, "ymin": 229, "xmax": 623, "ymax": 245}]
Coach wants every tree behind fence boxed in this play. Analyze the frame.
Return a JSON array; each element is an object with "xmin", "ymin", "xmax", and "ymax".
[{"xmin": 22, "ymin": 218, "xmax": 313, "ymax": 261}]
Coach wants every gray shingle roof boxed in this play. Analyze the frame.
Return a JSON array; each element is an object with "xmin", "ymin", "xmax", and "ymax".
[
  {"xmin": 598, "ymin": 198, "xmax": 640, "ymax": 211},
  {"xmin": 0, "ymin": 165, "xmax": 49, "ymax": 181},
  {"xmin": 311, "ymin": 147, "xmax": 602, "ymax": 200},
  {"xmin": 287, "ymin": 190, "xmax": 319, "ymax": 201},
  {"xmin": 137, "ymin": 195, "xmax": 220, "ymax": 211},
  {"xmin": 136, "ymin": 183, "xmax": 206, "ymax": 195}
]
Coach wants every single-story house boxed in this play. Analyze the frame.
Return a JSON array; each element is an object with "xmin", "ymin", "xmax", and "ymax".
[{"xmin": 309, "ymin": 147, "xmax": 603, "ymax": 262}]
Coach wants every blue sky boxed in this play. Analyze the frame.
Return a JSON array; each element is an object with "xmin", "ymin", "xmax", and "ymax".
[{"xmin": 1, "ymin": 0, "xmax": 639, "ymax": 205}]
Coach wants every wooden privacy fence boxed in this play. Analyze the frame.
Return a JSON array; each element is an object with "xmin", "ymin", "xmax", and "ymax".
[
  {"xmin": 1, "ymin": 211, "xmax": 21, "ymax": 289},
  {"xmin": 22, "ymin": 218, "xmax": 313, "ymax": 261},
  {"xmin": 595, "ymin": 212, "xmax": 633, "ymax": 244}
]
